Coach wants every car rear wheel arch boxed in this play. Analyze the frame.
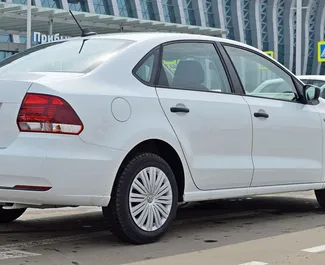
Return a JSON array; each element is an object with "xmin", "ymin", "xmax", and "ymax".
[{"xmin": 112, "ymin": 139, "xmax": 185, "ymax": 203}]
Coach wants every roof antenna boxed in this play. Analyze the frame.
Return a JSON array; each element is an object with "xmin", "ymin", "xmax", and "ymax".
[{"xmin": 69, "ymin": 10, "xmax": 97, "ymax": 37}]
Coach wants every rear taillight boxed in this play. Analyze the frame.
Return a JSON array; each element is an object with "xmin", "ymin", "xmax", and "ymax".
[{"xmin": 17, "ymin": 93, "xmax": 83, "ymax": 135}]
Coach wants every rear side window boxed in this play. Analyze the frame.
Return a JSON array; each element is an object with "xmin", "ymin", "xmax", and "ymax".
[
  {"xmin": 133, "ymin": 48, "xmax": 159, "ymax": 85},
  {"xmin": 0, "ymin": 38, "xmax": 134, "ymax": 74},
  {"xmin": 157, "ymin": 42, "xmax": 232, "ymax": 93}
]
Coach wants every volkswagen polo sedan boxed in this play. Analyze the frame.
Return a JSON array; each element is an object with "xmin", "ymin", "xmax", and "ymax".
[{"xmin": 0, "ymin": 32, "xmax": 324, "ymax": 244}]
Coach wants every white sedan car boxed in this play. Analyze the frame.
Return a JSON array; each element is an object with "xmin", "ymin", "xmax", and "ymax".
[{"xmin": 0, "ymin": 32, "xmax": 324, "ymax": 244}]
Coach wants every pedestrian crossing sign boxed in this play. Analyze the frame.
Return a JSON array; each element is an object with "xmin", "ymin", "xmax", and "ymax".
[
  {"xmin": 318, "ymin": 41, "xmax": 325, "ymax": 62},
  {"xmin": 264, "ymin": 51, "xmax": 274, "ymax": 58}
]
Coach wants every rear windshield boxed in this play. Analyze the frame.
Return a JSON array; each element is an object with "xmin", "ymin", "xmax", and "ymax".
[{"xmin": 0, "ymin": 38, "xmax": 134, "ymax": 74}]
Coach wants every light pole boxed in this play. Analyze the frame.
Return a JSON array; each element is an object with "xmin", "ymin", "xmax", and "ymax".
[{"xmin": 26, "ymin": 0, "xmax": 31, "ymax": 49}]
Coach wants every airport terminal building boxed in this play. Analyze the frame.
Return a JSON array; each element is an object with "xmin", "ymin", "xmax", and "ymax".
[{"xmin": 0, "ymin": 0, "xmax": 325, "ymax": 75}]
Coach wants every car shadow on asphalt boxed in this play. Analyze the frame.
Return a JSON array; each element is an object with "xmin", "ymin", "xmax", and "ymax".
[{"xmin": 0, "ymin": 195, "xmax": 324, "ymax": 250}]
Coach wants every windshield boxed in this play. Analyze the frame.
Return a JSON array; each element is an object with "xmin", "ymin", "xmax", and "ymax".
[{"xmin": 0, "ymin": 38, "xmax": 134, "ymax": 74}]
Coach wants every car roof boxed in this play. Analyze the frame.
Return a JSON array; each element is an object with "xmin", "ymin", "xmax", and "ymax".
[
  {"xmin": 69, "ymin": 32, "xmax": 264, "ymax": 54},
  {"xmin": 296, "ymin": 75, "xmax": 325, "ymax": 81}
]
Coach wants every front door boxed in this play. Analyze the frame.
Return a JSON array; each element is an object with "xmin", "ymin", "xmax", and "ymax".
[
  {"xmin": 223, "ymin": 44, "xmax": 323, "ymax": 187},
  {"xmin": 155, "ymin": 41, "xmax": 254, "ymax": 190}
]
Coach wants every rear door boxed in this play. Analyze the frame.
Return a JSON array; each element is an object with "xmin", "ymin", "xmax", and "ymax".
[{"xmin": 154, "ymin": 41, "xmax": 254, "ymax": 190}]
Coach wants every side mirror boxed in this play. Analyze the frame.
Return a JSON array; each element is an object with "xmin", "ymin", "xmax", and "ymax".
[{"xmin": 303, "ymin": 84, "xmax": 320, "ymax": 103}]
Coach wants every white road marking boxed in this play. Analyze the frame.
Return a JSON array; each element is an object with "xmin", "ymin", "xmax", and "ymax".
[
  {"xmin": 302, "ymin": 244, "xmax": 325, "ymax": 253},
  {"xmin": 0, "ymin": 250, "xmax": 41, "ymax": 260},
  {"xmin": 0, "ymin": 231, "xmax": 108, "ymax": 252},
  {"xmin": 238, "ymin": 262, "xmax": 268, "ymax": 265}
]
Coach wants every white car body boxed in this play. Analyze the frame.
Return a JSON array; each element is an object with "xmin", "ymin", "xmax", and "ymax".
[{"xmin": 1, "ymin": 32, "xmax": 325, "ymax": 243}]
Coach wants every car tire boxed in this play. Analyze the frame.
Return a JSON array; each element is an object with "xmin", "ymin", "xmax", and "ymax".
[
  {"xmin": 105, "ymin": 153, "xmax": 178, "ymax": 244},
  {"xmin": 315, "ymin": 189, "xmax": 325, "ymax": 209},
  {"xmin": 0, "ymin": 206, "xmax": 26, "ymax": 223}
]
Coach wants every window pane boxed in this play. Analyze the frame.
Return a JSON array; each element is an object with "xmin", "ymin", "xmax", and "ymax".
[
  {"xmin": 183, "ymin": 0, "xmax": 196, "ymax": 25},
  {"xmin": 93, "ymin": 0, "xmax": 111, "ymax": 14},
  {"xmin": 140, "ymin": 0, "xmax": 156, "ymax": 20},
  {"xmin": 117, "ymin": 0, "xmax": 135, "ymax": 17},
  {"xmin": 0, "ymin": 51, "xmax": 14, "ymax": 62},
  {"xmin": 134, "ymin": 50, "xmax": 158, "ymax": 84},
  {"xmin": 158, "ymin": 42, "xmax": 231, "ymax": 94},
  {"xmin": 224, "ymin": 45, "xmax": 297, "ymax": 101},
  {"xmin": 41, "ymin": 0, "xmax": 61, "ymax": 8},
  {"xmin": 0, "ymin": 34, "xmax": 10, "ymax": 43},
  {"xmin": 312, "ymin": 80, "xmax": 325, "ymax": 88},
  {"xmin": 68, "ymin": 0, "xmax": 88, "ymax": 12},
  {"xmin": 162, "ymin": 0, "xmax": 176, "ymax": 23}
]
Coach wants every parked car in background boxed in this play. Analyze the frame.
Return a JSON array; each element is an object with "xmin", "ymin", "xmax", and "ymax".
[
  {"xmin": 297, "ymin": 75, "xmax": 325, "ymax": 98},
  {"xmin": 0, "ymin": 32, "xmax": 325, "ymax": 245}
]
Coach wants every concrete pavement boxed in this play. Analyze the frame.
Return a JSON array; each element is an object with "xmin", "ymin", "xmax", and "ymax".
[
  {"xmin": 123, "ymin": 226, "xmax": 325, "ymax": 265},
  {"xmin": 0, "ymin": 191, "xmax": 324, "ymax": 265}
]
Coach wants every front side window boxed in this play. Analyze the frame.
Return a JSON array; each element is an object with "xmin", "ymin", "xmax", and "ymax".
[
  {"xmin": 0, "ymin": 38, "xmax": 134, "ymax": 74},
  {"xmin": 224, "ymin": 45, "xmax": 297, "ymax": 101},
  {"xmin": 157, "ymin": 42, "xmax": 231, "ymax": 93}
]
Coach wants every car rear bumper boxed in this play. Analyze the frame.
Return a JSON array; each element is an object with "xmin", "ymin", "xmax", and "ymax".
[{"xmin": 0, "ymin": 133, "xmax": 127, "ymax": 207}]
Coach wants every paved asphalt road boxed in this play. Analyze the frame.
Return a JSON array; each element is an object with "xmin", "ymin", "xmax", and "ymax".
[{"xmin": 0, "ymin": 191, "xmax": 325, "ymax": 265}]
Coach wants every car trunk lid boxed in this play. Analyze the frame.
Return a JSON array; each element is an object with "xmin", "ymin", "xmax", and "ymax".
[{"xmin": 0, "ymin": 79, "xmax": 34, "ymax": 148}]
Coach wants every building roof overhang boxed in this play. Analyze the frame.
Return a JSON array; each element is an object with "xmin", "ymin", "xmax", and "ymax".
[{"xmin": 0, "ymin": 3, "xmax": 227, "ymax": 38}]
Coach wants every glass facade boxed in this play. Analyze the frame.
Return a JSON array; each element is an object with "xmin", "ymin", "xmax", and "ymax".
[
  {"xmin": 0, "ymin": 34, "xmax": 10, "ymax": 43},
  {"xmin": 93, "ymin": 0, "xmax": 111, "ymax": 14},
  {"xmin": 223, "ymin": 0, "xmax": 234, "ymax": 40},
  {"xmin": 292, "ymin": 6, "xmax": 297, "ymax": 74},
  {"xmin": 242, "ymin": 0, "xmax": 252, "ymax": 45},
  {"xmin": 140, "ymin": 0, "xmax": 156, "ymax": 20},
  {"xmin": 183, "ymin": 0, "xmax": 196, "ymax": 25},
  {"xmin": 11, "ymin": 0, "xmax": 36, "ymax": 4},
  {"xmin": 306, "ymin": 0, "xmax": 320, "ymax": 75},
  {"xmin": 12, "ymin": 0, "xmax": 26, "ymax": 4},
  {"xmin": 320, "ymin": 19, "xmax": 325, "ymax": 75},
  {"xmin": 41, "ymin": 0, "xmax": 61, "ymax": 8},
  {"xmin": 117, "ymin": 0, "xmax": 134, "ymax": 18},
  {"xmin": 260, "ymin": 0, "xmax": 268, "ymax": 51},
  {"xmin": 0, "ymin": 0, "xmax": 325, "ymax": 75},
  {"xmin": 68, "ymin": 0, "xmax": 88, "ymax": 12},
  {"xmin": 277, "ymin": 0, "xmax": 285, "ymax": 66},
  {"xmin": 204, "ymin": 0, "xmax": 215, "ymax": 28},
  {"xmin": 0, "ymin": 51, "xmax": 13, "ymax": 60},
  {"xmin": 162, "ymin": 0, "xmax": 176, "ymax": 23}
]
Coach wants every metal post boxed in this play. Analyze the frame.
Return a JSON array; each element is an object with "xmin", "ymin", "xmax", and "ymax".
[
  {"xmin": 26, "ymin": 0, "xmax": 31, "ymax": 49},
  {"xmin": 49, "ymin": 19, "xmax": 53, "ymax": 35},
  {"xmin": 296, "ymin": 0, "xmax": 302, "ymax": 75}
]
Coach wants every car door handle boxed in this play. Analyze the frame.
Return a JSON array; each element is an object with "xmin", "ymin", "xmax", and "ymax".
[
  {"xmin": 170, "ymin": 107, "xmax": 190, "ymax": 113},
  {"xmin": 254, "ymin": 112, "xmax": 269, "ymax": 118}
]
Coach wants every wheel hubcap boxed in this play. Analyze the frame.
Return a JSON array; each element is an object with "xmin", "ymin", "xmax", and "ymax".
[{"xmin": 129, "ymin": 167, "xmax": 173, "ymax": 232}]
